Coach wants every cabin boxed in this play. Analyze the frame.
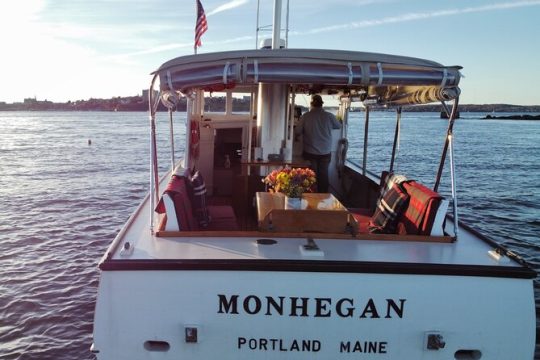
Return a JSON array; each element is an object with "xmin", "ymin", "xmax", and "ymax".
[{"xmin": 149, "ymin": 68, "xmax": 454, "ymax": 244}]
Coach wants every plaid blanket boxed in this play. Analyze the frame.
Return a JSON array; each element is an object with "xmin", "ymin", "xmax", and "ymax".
[
  {"xmin": 400, "ymin": 181, "xmax": 442, "ymax": 235},
  {"xmin": 377, "ymin": 171, "xmax": 408, "ymax": 206},
  {"xmin": 188, "ymin": 170, "xmax": 211, "ymax": 228},
  {"xmin": 369, "ymin": 183, "xmax": 410, "ymax": 234}
]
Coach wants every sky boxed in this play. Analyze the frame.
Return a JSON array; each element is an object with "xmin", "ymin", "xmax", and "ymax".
[{"xmin": 1, "ymin": 0, "xmax": 539, "ymax": 105}]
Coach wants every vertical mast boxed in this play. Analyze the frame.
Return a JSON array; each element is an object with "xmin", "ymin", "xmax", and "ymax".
[
  {"xmin": 272, "ymin": 0, "xmax": 282, "ymax": 49},
  {"xmin": 255, "ymin": 0, "xmax": 261, "ymax": 48},
  {"xmin": 285, "ymin": 0, "xmax": 290, "ymax": 47}
]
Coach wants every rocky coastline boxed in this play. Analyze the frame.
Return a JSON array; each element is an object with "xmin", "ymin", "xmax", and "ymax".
[{"xmin": 483, "ymin": 114, "xmax": 540, "ymax": 120}]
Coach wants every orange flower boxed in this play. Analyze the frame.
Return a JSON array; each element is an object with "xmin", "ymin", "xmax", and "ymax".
[{"xmin": 263, "ymin": 167, "xmax": 316, "ymax": 198}]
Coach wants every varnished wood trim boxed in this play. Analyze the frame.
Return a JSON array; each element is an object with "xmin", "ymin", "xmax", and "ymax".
[
  {"xmin": 157, "ymin": 214, "xmax": 167, "ymax": 231},
  {"xmin": 155, "ymin": 229, "xmax": 454, "ymax": 243}
]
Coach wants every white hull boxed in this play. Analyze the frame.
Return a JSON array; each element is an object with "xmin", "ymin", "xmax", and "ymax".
[{"xmin": 93, "ymin": 269, "xmax": 534, "ymax": 359}]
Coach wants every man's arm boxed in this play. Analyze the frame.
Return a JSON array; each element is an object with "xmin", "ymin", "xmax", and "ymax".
[{"xmin": 330, "ymin": 113, "xmax": 342, "ymax": 129}]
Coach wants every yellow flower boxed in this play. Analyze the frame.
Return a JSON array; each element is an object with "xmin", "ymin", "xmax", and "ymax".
[{"xmin": 263, "ymin": 167, "xmax": 316, "ymax": 197}]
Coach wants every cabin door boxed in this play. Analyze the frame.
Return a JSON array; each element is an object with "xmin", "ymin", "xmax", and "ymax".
[{"xmin": 213, "ymin": 127, "xmax": 244, "ymax": 196}]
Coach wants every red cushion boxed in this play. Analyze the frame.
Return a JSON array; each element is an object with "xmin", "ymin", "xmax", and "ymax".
[
  {"xmin": 400, "ymin": 181, "xmax": 442, "ymax": 235},
  {"xmin": 348, "ymin": 208, "xmax": 372, "ymax": 233},
  {"xmin": 156, "ymin": 175, "xmax": 198, "ymax": 231}
]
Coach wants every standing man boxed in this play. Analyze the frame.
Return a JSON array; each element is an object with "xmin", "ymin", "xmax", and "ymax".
[{"xmin": 297, "ymin": 94, "xmax": 341, "ymax": 192}]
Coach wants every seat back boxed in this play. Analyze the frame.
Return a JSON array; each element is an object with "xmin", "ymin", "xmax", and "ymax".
[
  {"xmin": 399, "ymin": 181, "xmax": 442, "ymax": 235},
  {"xmin": 155, "ymin": 175, "xmax": 199, "ymax": 231}
]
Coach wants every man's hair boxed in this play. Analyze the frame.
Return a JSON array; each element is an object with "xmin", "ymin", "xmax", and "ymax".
[{"xmin": 311, "ymin": 94, "xmax": 323, "ymax": 107}]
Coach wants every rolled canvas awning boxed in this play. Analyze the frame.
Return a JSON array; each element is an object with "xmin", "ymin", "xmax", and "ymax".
[{"xmin": 152, "ymin": 48, "xmax": 461, "ymax": 106}]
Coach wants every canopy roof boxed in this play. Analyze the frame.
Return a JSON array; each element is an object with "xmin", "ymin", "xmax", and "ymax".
[{"xmin": 153, "ymin": 48, "xmax": 462, "ymax": 106}]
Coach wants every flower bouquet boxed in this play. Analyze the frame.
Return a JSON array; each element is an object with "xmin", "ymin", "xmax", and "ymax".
[{"xmin": 263, "ymin": 167, "xmax": 316, "ymax": 198}]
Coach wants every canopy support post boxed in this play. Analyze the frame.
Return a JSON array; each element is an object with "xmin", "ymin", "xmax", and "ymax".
[
  {"xmin": 336, "ymin": 97, "xmax": 350, "ymax": 180},
  {"xmin": 246, "ymin": 89, "xmax": 255, "ymax": 175},
  {"xmin": 339, "ymin": 97, "xmax": 350, "ymax": 139},
  {"xmin": 449, "ymin": 127, "xmax": 459, "ymax": 238},
  {"xmin": 362, "ymin": 106, "xmax": 370, "ymax": 176},
  {"xmin": 434, "ymin": 98, "xmax": 459, "ymax": 192},
  {"xmin": 434, "ymin": 98, "xmax": 460, "ymax": 238},
  {"xmin": 168, "ymin": 109, "xmax": 176, "ymax": 171},
  {"xmin": 148, "ymin": 74, "xmax": 160, "ymax": 234},
  {"xmin": 389, "ymin": 106, "xmax": 402, "ymax": 173},
  {"xmin": 185, "ymin": 94, "xmax": 194, "ymax": 171},
  {"xmin": 285, "ymin": 88, "xmax": 296, "ymax": 161}
]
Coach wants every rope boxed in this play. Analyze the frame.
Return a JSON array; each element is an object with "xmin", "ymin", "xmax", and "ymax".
[{"xmin": 160, "ymin": 90, "xmax": 179, "ymax": 109}]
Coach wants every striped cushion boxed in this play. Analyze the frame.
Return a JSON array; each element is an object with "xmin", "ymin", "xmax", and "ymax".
[
  {"xmin": 188, "ymin": 170, "xmax": 211, "ymax": 228},
  {"xmin": 369, "ymin": 183, "xmax": 410, "ymax": 234}
]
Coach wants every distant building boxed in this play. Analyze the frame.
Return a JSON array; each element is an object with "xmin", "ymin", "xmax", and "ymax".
[{"xmin": 142, "ymin": 89, "xmax": 159, "ymax": 102}]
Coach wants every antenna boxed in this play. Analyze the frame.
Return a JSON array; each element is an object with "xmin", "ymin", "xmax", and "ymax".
[{"xmin": 256, "ymin": 0, "xmax": 289, "ymax": 49}]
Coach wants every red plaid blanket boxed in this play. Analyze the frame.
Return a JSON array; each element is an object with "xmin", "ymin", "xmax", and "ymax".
[
  {"xmin": 400, "ymin": 181, "xmax": 442, "ymax": 235},
  {"xmin": 155, "ymin": 175, "xmax": 198, "ymax": 231}
]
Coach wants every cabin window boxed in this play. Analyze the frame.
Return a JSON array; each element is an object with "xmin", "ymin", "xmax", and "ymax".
[
  {"xmin": 203, "ymin": 91, "xmax": 227, "ymax": 113},
  {"xmin": 232, "ymin": 94, "xmax": 251, "ymax": 114},
  {"xmin": 203, "ymin": 90, "xmax": 253, "ymax": 116}
]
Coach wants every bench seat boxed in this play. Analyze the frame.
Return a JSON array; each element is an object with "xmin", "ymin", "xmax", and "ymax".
[
  {"xmin": 155, "ymin": 174, "xmax": 239, "ymax": 232},
  {"xmin": 347, "ymin": 208, "xmax": 372, "ymax": 234},
  {"xmin": 348, "ymin": 178, "xmax": 448, "ymax": 236}
]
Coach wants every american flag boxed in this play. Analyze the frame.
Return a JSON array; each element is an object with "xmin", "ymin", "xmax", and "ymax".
[{"xmin": 194, "ymin": 0, "xmax": 208, "ymax": 48}]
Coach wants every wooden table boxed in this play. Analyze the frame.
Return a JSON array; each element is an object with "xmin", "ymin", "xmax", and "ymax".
[{"xmin": 255, "ymin": 192, "xmax": 357, "ymax": 234}]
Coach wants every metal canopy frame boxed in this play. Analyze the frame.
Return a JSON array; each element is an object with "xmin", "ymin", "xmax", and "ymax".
[
  {"xmin": 153, "ymin": 49, "xmax": 461, "ymax": 108},
  {"xmin": 361, "ymin": 98, "xmax": 460, "ymax": 238},
  {"xmin": 389, "ymin": 107, "xmax": 402, "ymax": 173},
  {"xmin": 148, "ymin": 48, "xmax": 462, "ymax": 235}
]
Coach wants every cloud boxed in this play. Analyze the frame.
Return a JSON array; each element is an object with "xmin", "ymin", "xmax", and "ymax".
[
  {"xmin": 110, "ymin": 43, "xmax": 190, "ymax": 60},
  {"xmin": 109, "ymin": 34, "xmax": 256, "ymax": 62},
  {"xmin": 207, "ymin": 0, "xmax": 250, "ymax": 16},
  {"xmin": 296, "ymin": 0, "xmax": 540, "ymax": 35}
]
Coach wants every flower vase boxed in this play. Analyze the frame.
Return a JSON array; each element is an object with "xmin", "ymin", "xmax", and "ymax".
[{"xmin": 285, "ymin": 196, "xmax": 304, "ymax": 210}]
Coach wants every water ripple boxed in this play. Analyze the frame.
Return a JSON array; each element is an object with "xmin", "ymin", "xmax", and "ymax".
[{"xmin": 1, "ymin": 111, "xmax": 539, "ymax": 359}]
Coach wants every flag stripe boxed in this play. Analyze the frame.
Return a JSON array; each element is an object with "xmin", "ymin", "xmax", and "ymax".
[{"xmin": 195, "ymin": 0, "xmax": 208, "ymax": 48}]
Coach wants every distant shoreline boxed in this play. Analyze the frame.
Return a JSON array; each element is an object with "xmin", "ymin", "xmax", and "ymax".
[
  {"xmin": 483, "ymin": 114, "xmax": 540, "ymax": 120},
  {"xmin": 1, "ymin": 95, "xmax": 539, "ymax": 114}
]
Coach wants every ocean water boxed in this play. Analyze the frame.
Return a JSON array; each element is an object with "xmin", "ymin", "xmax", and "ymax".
[{"xmin": 0, "ymin": 111, "xmax": 538, "ymax": 359}]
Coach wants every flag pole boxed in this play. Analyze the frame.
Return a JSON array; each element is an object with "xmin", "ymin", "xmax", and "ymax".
[{"xmin": 194, "ymin": 0, "xmax": 197, "ymax": 54}]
